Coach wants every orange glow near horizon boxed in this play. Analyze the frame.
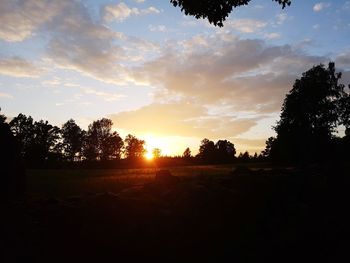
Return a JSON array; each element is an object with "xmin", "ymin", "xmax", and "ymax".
[
  {"xmin": 143, "ymin": 134, "xmax": 191, "ymax": 157},
  {"xmin": 145, "ymin": 151, "xmax": 154, "ymax": 160}
]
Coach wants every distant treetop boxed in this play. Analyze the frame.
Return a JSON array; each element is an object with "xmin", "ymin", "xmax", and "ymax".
[{"xmin": 170, "ymin": 0, "xmax": 291, "ymax": 27}]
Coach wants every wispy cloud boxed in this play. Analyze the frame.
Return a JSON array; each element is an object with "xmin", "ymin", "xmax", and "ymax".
[
  {"xmin": 148, "ymin": 25, "xmax": 167, "ymax": 32},
  {"xmin": 313, "ymin": 2, "xmax": 331, "ymax": 12},
  {"xmin": 0, "ymin": 92, "xmax": 14, "ymax": 99},
  {"xmin": 103, "ymin": 2, "xmax": 160, "ymax": 22},
  {"xmin": 276, "ymin": 13, "xmax": 288, "ymax": 25},
  {"xmin": 226, "ymin": 19, "xmax": 267, "ymax": 33},
  {"xmin": 79, "ymin": 87, "xmax": 126, "ymax": 102},
  {"xmin": 264, "ymin": 32, "xmax": 281, "ymax": 40},
  {"xmin": 0, "ymin": 56, "xmax": 43, "ymax": 78},
  {"xmin": 0, "ymin": 0, "xmax": 67, "ymax": 42},
  {"xmin": 110, "ymin": 102, "xmax": 258, "ymax": 138}
]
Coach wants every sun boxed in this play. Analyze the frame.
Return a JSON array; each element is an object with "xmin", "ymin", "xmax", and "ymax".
[{"xmin": 145, "ymin": 151, "xmax": 154, "ymax": 160}]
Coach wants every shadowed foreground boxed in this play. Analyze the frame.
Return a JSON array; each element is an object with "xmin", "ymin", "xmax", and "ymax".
[{"xmin": 3, "ymin": 166, "xmax": 349, "ymax": 262}]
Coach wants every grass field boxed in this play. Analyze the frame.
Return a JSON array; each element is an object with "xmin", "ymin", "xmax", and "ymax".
[
  {"xmin": 4, "ymin": 164, "xmax": 349, "ymax": 262},
  {"xmin": 25, "ymin": 164, "xmax": 272, "ymax": 198}
]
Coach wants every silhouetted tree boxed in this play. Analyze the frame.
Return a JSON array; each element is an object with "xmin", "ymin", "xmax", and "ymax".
[
  {"xmin": 267, "ymin": 62, "xmax": 349, "ymax": 163},
  {"xmin": 10, "ymin": 115, "xmax": 61, "ymax": 166},
  {"xmin": 238, "ymin": 151, "xmax": 251, "ymax": 162},
  {"xmin": 124, "ymin": 134, "xmax": 146, "ymax": 160},
  {"xmin": 0, "ymin": 109, "xmax": 25, "ymax": 196},
  {"xmin": 83, "ymin": 118, "xmax": 123, "ymax": 161},
  {"xmin": 197, "ymin": 138, "xmax": 216, "ymax": 163},
  {"xmin": 215, "ymin": 139, "xmax": 236, "ymax": 163},
  {"xmin": 339, "ymin": 88, "xmax": 350, "ymax": 134},
  {"xmin": 0, "ymin": 110, "xmax": 5, "ymax": 123},
  {"xmin": 261, "ymin": 137, "xmax": 276, "ymax": 158},
  {"xmin": 9, "ymin": 113, "xmax": 35, "ymax": 159},
  {"xmin": 103, "ymin": 131, "xmax": 124, "ymax": 160},
  {"xmin": 61, "ymin": 119, "xmax": 85, "ymax": 161},
  {"xmin": 183, "ymin": 147, "xmax": 192, "ymax": 159},
  {"xmin": 152, "ymin": 148, "xmax": 162, "ymax": 159},
  {"xmin": 30, "ymin": 120, "xmax": 61, "ymax": 166},
  {"xmin": 170, "ymin": 0, "xmax": 291, "ymax": 26}
]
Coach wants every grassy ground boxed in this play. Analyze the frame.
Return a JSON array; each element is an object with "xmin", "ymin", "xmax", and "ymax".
[
  {"xmin": 25, "ymin": 163, "xmax": 283, "ymax": 197},
  {"xmin": 3, "ymin": 164, "xmax": 349, "ymax": 262}
]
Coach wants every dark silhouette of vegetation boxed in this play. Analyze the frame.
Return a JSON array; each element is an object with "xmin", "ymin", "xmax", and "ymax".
[
  {"xmin": 170, "ymin": 0, "xmax": 291, "ymax": 26},
  {"xmin": 83, "ymin": 118, "xmax": 123, "ymax": 161},
  {"xmin": 10, "ymin": 114, "xmax": 61, "ymax": 167},
  {"xmin": 152, "ymin": 148, "xmax": 161, "ymax": 159},
  {"xmin": 124, "ymin": 134, "xmax": 146, "ymax": 160},
  {"xmin": 61, "ymin": 119, "xmax": 85, "ymax": 162},
  {"xmin": 0, "ymin": 108, "xmax": 25, "ymax": 197},
  {"xmin": 9, "ymin": 113, "xmax": 35, "ymax": 160},
  {"xmin": 182, "ymin": 147, "xmax": 192, "ymax": 159},
  {"xmin": 197, "ymin": 138, "xmax": 236, "ymax": 163},
  {"xmin": 265, "ymin": 62, "xmax": 350, "ymax": 164}
]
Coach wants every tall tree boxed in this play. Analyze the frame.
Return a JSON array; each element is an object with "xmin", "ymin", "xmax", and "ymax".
[
  {"xmin": 170, "ymin": 0, "xmax": 291, "ymax": 27},
  {"xmin": 124, "ymin": 134, "xmax": 146, "ymax": 160},
  {"xmin": 30, "ymin": 120, "xmax": 61, "ymax": 165},
  {"xmin": 61, "ymin": 119, "xmax": 84, "ymax": 161},
  {"xmin": 197, "ymin": 138, "xmax": 216, "ymax": 163},
  {"xmin": 268, "ymin": 62, "xmax": 349, "ymax": 163},
  {"xmin": 0, "ymin": 109, "xmax": 25, "ymax": 195},
  {"xmin": 9, "ymin": 113, "xmax": 35, "ymax": 159},
  {"xmin": 215, "ymin": 139, "xmax": 236, "ymax": 163},
  {"xmin": 83, "ymin": 118, "xmax": 123, "ymax": 161},
  {"xmin": 152, "ymin": 148, "xmax": 162, "ymax": 159},
  {"xmin": 183, "ymin": 147, "xmax": 192, "ymax": 159}
]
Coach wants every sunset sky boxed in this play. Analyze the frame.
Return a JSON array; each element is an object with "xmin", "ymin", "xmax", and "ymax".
[{"xmin": 1, "ymin": 0, "xmax": 350, "ymax": 155}]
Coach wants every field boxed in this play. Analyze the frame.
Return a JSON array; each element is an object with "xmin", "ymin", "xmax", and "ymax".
[{"xmin": 4, "ymin": 164, "xmax": 349, "ymax": 262}]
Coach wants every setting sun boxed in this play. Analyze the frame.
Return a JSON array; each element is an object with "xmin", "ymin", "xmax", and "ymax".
[{"xmin": 145, "ymin": 152, "xmax": 154, "ymax": 160}]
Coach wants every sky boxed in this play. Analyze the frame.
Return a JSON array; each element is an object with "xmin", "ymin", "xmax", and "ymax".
[{"xmin": 0, "ymin": 0, "xmax": 350, "ymax": 156}]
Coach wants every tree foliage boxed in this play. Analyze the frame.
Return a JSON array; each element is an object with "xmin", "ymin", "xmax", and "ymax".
[
  {"xmin": 61, "ymin": 119, "xmax": 85, "ymax": 161},
  {"xmin": 183, "ymin": 147, "xmax": 192, "ymax": 158},
  {"xmin": 170, "ymin": 0, "xmax": 291, "ymax": 26},
  {"xmin": 124, "ymin": 134, "xmax": 146, "ymax": 160},
  {"xmin": 9, "ymin": 114, "xmax": 35, "ymax": 159},
  {"xmin": 152, "ymin": 148, "xmax": 162, "ymax": 159},
  {"xmin": 197, "ymin": 138, "xmax": 236, "ymax": 163},
  {"xmin": 83, "ymin": 118, "xmax": 123, "ymax": 161},
  {"xmin": 266, "ymin": 62, "xmax": 350, "ymax": 163}
]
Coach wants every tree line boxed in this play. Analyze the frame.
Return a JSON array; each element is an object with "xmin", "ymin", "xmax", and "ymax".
[
  {"xmin": 1, "ymin": 111, "xmax": 246, "ymax": 168},
  {"xmin": 1, "ymin": 114, "xmax": 150, "ymax": 167}
]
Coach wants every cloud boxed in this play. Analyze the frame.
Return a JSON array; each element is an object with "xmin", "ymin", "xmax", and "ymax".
[
  {"xmin": 0, "ymin": 92, "xmax": 13, "ymax": 99},
  {"xmin": 148, "ymin": 25, "xmax": 167, "ymax": 32},
  {"xmin": 343, "ymin": 1, "xmax": 350, "ymax": 10},
  {"xmin": 264, "ymin": 32, "xmax": 281, "ymax": 40},
  {"xmin": 226, "ymin": 19, "xmax": 267, "ymax": 33},
  {"xmin": 134, "ymin": 33, "xmax": 326, "ymax": 114},
  {"xmin": 0, "ymin": 0, "xmax": 68, "ymax": 42},
  {"xmin": 79, "ymin": 87, "xmax": 126, "ymax": 102},
  {"xmin": 313, "ymin": 2, "xmax": 330, "ymax": 12},
  {"xmin": 0, "ymin": 56, "xmax": 43, "ymax": 78},
  {"xmin": 335, "ymin": 51, "xmax": 350, "ymax": 70},
  {"xmin": 110, "ymin": 102, "xmax": 258, "ymax": 138},
  {"xmin": 0, "ymin": 0, "xmax": 136, "ymax": 85},
  {"xmin": 276, "ymin": 13, "xmax": 288, "ymax": 25},
  {"xmin": 103, "ymin": 2, "xmax": 160, "ymax": 22},
  {"xmin": 41, "ymin": 0, "xmax": 134, "ymax": 85}
]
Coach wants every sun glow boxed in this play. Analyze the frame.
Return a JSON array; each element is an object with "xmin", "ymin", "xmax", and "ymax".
[
  {"xmin": 143, "ymin": 133, "xmax": 194, "ymax": 157},
  {"xmin": 145, "ymin": 151, "xmax": 154, "ymax": 160}
]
